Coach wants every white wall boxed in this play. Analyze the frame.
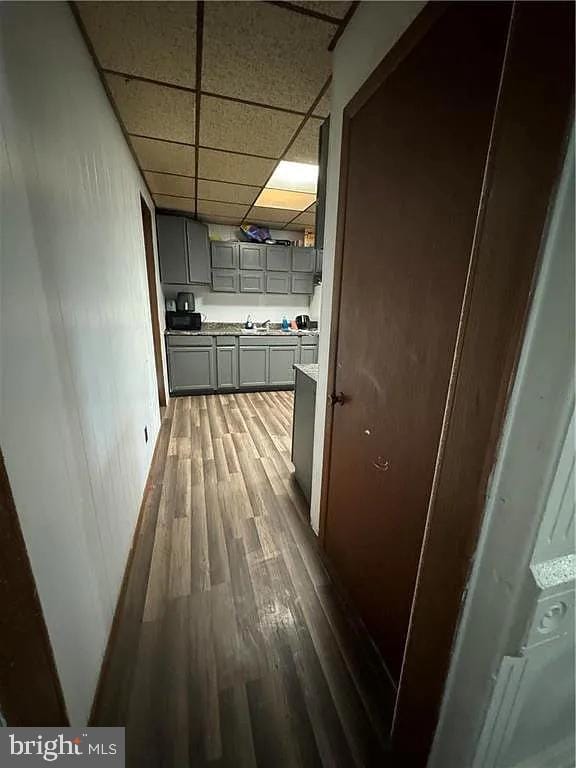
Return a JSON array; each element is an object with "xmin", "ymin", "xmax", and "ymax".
[
  {"xmin": 309, "ymin": 0, "xmax": 425, "ymax": 532},
  {"xmin": 0, "ymin": 1, "xmax": 162, "ymax": 724}
]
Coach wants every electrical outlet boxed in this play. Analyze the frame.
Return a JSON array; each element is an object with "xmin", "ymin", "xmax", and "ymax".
[{"xmin": 144, "ymin": 426, "xmax": 148, "ymax": 443}]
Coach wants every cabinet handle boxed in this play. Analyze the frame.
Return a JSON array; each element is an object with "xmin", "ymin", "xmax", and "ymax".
[{"xmin": 329, "ymin": 392, "xmax": 347, "ymax": 406}]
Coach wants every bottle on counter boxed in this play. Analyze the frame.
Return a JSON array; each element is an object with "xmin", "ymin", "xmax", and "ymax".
[{"xmin": 281, "ymin": 315, "xmax": 290, "ymax": 331}]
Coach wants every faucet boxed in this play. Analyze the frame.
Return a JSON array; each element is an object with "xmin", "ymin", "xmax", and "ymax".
[{"xmin": 260, "ymin": 319, "xmax": 271, "ymax": 329}]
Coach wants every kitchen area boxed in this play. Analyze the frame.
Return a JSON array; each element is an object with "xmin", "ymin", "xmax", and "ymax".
[{"xmin": 157, "ymin": 211, "xmax": 321, "ymax": 510}]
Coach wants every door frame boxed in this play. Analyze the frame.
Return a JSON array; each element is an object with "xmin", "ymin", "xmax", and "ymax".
[
  {"xmin": 141, "ymin": 196, "xmax": 167, "ymax": 409},
  {"xmin": 318, "ymin": 2, "xmax": 574, "ymax": 763},
  {"xmin": 0, "ymin": 449, "xmax": 68, "ymax": 725}
]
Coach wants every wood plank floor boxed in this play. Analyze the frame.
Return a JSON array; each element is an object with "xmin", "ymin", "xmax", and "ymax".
[{"xmin": 93, "ymin": 392, "xmax": 395, "ymax": 767}]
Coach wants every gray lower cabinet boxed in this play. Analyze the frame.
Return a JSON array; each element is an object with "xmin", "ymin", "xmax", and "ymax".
[
  {"xmin": 216, "ymin": 346, "xmax": 238, "ymax": 389},
  {"xmin": 291, "ymin": 273, "xmax": 314, "ymax": 294},
  {"xmin": 269, "ymin": 345, "xmax": 298, "ymax": 385},
  {"xmin": 239, "ymin": 346, "xmax": 268, "ymax": 387},
  {"xmin": 300, "ymin": 345, "xmax": 318, "ymax": 365},
  {"xmin": 239, "ymin": 270, "xmax": 265, "ymax": 293},
  {"xmin": 212, "ymin": 270, "xmax": 239, "ymax": 292},
  {"xmin": 266, "ymin": 271, "xmax": 291, "ymax": 294},
  {"xmin": 168, "ymin": 346, "xmax": 216, "ymax": 393}
]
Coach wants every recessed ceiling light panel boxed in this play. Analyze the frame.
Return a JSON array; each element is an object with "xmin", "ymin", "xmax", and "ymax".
[
  {"xmin": 267, "ymin": 160, "xmax": 319, "ymax": 194},
  {"xmin": 254, "ymin": 187, "xmax": 316, "ymax": 211}
]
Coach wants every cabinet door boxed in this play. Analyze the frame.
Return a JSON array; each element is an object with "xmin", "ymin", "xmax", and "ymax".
[
  {"xmin": 212, "ymin": 270, "xmax": 239, "ymax": 292},
  {"xmin": 239, "ymin": 243, "xmax": 265, "ymax": 270},
  {"xmin": 157, "ymin": 214, "xmax": 188, "ymax": 284},
  {"xmin": 269, "ymin": 345, "xmax": 298, "ymax": 386},
  {"xmin": 216, "ymin": 346, "xmax": 238, "ymax": 389},
  {"xmin": 239, "ymin": 271, "xmax": 264, "ymax": 293},
  {"xmin": 211, "ymin": 242, "xmax": 238, "ymax": 269},
  {"xmin": 315, "ymin": 249, "xmax": 323, "ymax": 276},
  {"xmin": 291, "ymin": 273, "xmax": 314, "ymax": 294},
  {"xmin": 292, "ymin": 247, "xmax": 316, "ymax": 273},
  {"xmin": 300, "ymin": 345, "xmax": 318, "ymax": 365},
  {"xmin": 266, "ymin": 271, "xmax": 291, "ymax": 294},
  {"xmin": 266, "ymin": 245, "xmax": 291, "ymax": 271},
  {"xmin": 239, "ymin": 347, "xmax": 268, "ymax": 387},
  {"xmin": 186, "ymin": 219, "xmax": 210, "ymax": 284},
  {"xmin": 168, "ymin": 346, "xmax": 215, "ymax": 392}
]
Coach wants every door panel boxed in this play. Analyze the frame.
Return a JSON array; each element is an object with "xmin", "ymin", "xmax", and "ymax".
[
  {"xmin": 324, "ymin": 3, "xmax": 511, "ymax": 681},
  {"xmin": 157, "ymin": 214, "xmax": 187, "ymax": 284},
  {"xmin": 186, "ymin": 219, "xmax": 210, "ymax": 284}
]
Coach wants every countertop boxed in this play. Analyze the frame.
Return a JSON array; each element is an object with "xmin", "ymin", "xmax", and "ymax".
[
  {"xmin": 294, "ymin": 363, "xmax": 319, "ymax": 383},
  {"xmin": 166, "ymin": 322, "xmax": 318, "ymax": 338}
]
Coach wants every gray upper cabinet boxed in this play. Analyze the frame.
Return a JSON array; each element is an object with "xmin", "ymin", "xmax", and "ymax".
[
  {"xmin": 157, "ymin": 214, "xmax": 188, "ymax": 284},
  {"xmin": 291, "ymin": 273, "xmax": 314, "ymax": 295},
  {"xmin": 211, "ymin": 242, "xmax": 238, "ymax": 269},
  {"xmin": 186, "ymin": 219, "xmax": 210, "ymax": 284},
  {"xmin": 168, "ymin": 345, "xmax": 215, "ymax": 393},
  {"xmin": 269, "ymin": 345, "xmax": 298, "ymax": 386},
  {"xmin": 266, "ymin": 271, "xmax": 291, "ymax": 294},
  {"xmin": 266, "ymin": 245, "xmax": 291, "ymax": 271},
  {"xmin": 239, "ymin": 243, "xmax": 265, "ymax": 270},
  {"xmin": 157, "ymin": 213, "xmax": 210, "ymax": 285},
  {"xmin": 239, "ymin": 346, "xmax": 268, "ymax": 387},
  {"xmin": 240, "ymin": 271, "xmax": 265, "ymax": 293},
  {"xmin": 315, "ymin": 249, "xmax": 323, "ymax": 277},
  {"xmin": 212, "ymin": 270, "xmax": 239, "ymax": 292},
  {"xmin": 216, "ymin": 346, "xmax": 238, "ymax": 389},
  {"xmin": 292, "ymin": 247, "xmax": 316, "ymax": 273}
]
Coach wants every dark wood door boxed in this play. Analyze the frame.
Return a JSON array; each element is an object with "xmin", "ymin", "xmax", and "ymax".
[{"xmin": 324, "ymin": 3, "xmax": 512, "ymax": 682}]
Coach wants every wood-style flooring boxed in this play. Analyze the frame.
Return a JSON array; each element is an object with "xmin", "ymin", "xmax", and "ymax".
[{"xmin": 92, "ymin": 392, "xmax": 395, "ymax": 767}]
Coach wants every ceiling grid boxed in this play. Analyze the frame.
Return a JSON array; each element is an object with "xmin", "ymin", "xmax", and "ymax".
[{"xmin": 73, "ymin": 0, "xmax": 358, "ymax": 231}]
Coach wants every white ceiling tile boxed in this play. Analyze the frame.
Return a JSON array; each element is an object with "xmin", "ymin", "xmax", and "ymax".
[
  {"xmin": 247, "ymin": 206, "xmax": 300, "ymax": 224},
  {"xmin": 197, "ymin": 200, "xmax": 249, "ymax": 219},
  {"xmin": 198, "ymin": 148, "xmax": 275, "ymax": 186},
  {"xmin": 203, "ymin": 2, "xmax": 332, "ymax": 112},
  {"xmin": 154, "ymin": 195, "xmax": 196, "ymax": 213},
  {"xmin": 78, "ymin": 1, "xmax": 197, "ymax": 87},
  {"xmin": 144, "ymin": 172, "xmax": 195, "ymax": 197},
  {"xmin": 197, "ymin": 179, "xmax": 259, "ymax": 205},
  {"xmin": 284, "ymin": 118, "xmax": 323, "ymax": 164},
  {"xmin": 132, "ymin": 136, "xmax": 196, "ymax": 175},
  {"xmin": 200, "ymin": 96, "xmax": 300, "ymax": 158},
  {"xmin": 106, "ymin": 73, "xmax": 195, "ymax": 143}
]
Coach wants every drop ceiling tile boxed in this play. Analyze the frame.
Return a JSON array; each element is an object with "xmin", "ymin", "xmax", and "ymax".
[
  {"xmin": 203, "ymin": 2, "xmax": 332, "ymax": 113},
  {"xmin": 78, "ymin": 2, "xmax": 197, "ymax": 87},
  {"xmin": 285, "ymin": 118, "xmax": 323, "ymax": 164},
  {"xmin": 291, "ymin": 208, "xmax": 317, "ymax": 228},
  {"xmin": 145, "ymin": 172, "xmax": 195, "ymax": 197},
  {"xmin": 131, "ymin": 136, "xmax": 196, "ymax": 175},
  {"xmin": 255, "ymin": 188, "xmax": 316, "ymax": 211},
  {"xmin": 200, "ymin": 97, "xmax": 300, "ymax": 158},
  {"xmin": 247, "ymin": 206, "xmax": 300, "ymax": 224},
  {"xmin": 197, "ymin": 201, "xmax": 249, "ymax": 219},
  {"xmin": 153, "ymin": 195, "xmax": 195, "ymax": 213},
  {"xmin": 197, "ymin": 179, "xmax": 259, "ymax": 205},
  {"xmin": 314, "ymin": 87, "xmax": 331, "ymax": 118},
  {"xmin": 200, "ymin": 215, "xmax": 243, "ymax": 226},
  {"xmin": 198, "ymin": 148, "xmax": 276, "ymax": 187},
  {"xmin": 289, "ymin": 1, "xmax": 351, "ymax": 20},
  {"xmin": 106, "ymin": 73, "xmax": 195, "ymax": 143}
]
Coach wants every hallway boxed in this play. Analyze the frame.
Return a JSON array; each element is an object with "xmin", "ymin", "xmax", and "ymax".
[{"xmin": 92, "ymin": 392, "xmax": 395, "ymax": 767}]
